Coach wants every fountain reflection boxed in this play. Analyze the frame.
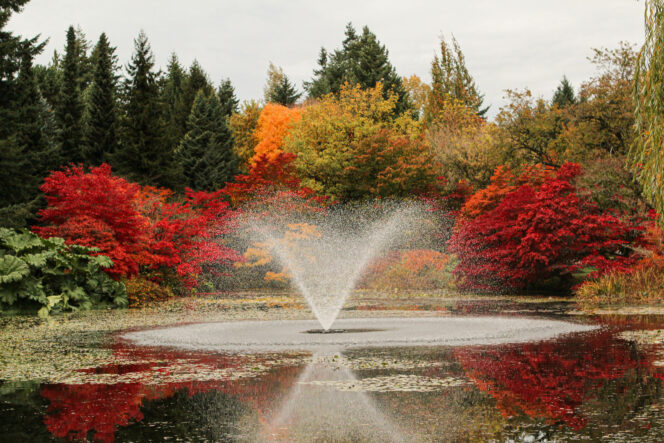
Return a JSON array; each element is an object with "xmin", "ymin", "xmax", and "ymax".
[{"xmin": 263, "ymin": 350, "xmax": 405, "ymax": 442}]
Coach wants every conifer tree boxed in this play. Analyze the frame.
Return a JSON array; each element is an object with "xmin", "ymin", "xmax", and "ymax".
[
  {"xmin": 83, "ymin": 32, "xmax": 118, "ymax": 165},
  {"xmin": 217, "ymin": 77, "xmax": 239, "ymax": 117},
  {"xmin": 57, "ymin": 25, "xmax": 84, "ymax": 163},
  {"xmin": 0, "ymin": 0, "xmax": 52, "ymax": 227},
  {"xmin": 428, "ymin": 35, "xmax": 488, "ymax": 119},
  {"xmin": 268, "ymin": 74, "xmax": 301, "ymax": 106},
  {"xmin": 74, "ymin": 26, "xmax": 93, "ymax": 92},
  {"xmin": 180, "ymin": 60, "xmax": 214, "ymax": 130},
  {"xmin": 305, "ymin": 23, "xmax": 412, "ymax": 114},
  {"xmin": 115, "ymin": 31, "xmax": 182, "ymax": 189},
  {"xmin": 161, "ymin": 53, "xmax": 186, "ymax": 150},
  {"xmin": 34, "ymin": 50, "xmax": 62, "ymax": 111},
  {"xmin": 16, "ymin": 51, "xmax": 59, "ymax": 176},
  {"xmin": 178, "ymin": 91, "xmax": 238, "ymax": 190},
  {"xmin": 552, "ymin": 76, "xmax": 576, "ymax": 108}
]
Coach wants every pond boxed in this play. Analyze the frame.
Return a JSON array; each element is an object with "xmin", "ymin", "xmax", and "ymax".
[{"xmin": 2, "ymin": 299, "xmax": 664, "ymax": 442}]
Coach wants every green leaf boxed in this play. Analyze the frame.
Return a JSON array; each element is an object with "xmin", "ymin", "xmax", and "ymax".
[
  {"xmin": 37, "ymin": 306, "xmax": 50, "ymax": 318},
  {"xmin": 0, "ymin": 229, "xmax": 45, "ymax": 253},
  {"xmin": 22, "ymin": 252, "xmax": 51, "ymax": 268},
  {"xmin": 93, "ymin": 255, "xmax": 114, "ymax": 269},
  {"xmin": 0, "ymin": 256, "xmax": 30, "ymax": 284}
]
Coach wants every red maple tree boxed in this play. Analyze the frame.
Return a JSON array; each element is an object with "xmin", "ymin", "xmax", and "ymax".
[
  {"xmin": 34, "ymin": 164, "xmax": 151, "ymax": 278},
  {"xmin": 34, "ymin": 164, "xmax": 241, "ymax": 288},
  {"xmin": 449, "ymin": 163, "xmax": 642, "ymax": 291}
]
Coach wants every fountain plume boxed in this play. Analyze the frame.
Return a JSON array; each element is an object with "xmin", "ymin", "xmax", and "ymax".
[{"xmin": 249, "ymin": 202, "xmax": 426, "ymax": 330}]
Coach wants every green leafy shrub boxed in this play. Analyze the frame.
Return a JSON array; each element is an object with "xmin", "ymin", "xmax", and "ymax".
[{"xmin": 0, "ymin": 228, "xmax": 127, "ymax": 316}]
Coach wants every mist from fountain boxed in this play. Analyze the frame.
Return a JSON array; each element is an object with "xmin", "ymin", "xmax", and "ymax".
[{"xmin": 250, "ymin": 203, "xmax": 426, "ymax": 330}]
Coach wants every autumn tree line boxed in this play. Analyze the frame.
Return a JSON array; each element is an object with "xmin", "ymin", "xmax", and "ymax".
[{"xmin": 4, "ymin": 0, "xmax": 664, "ymax": 312}]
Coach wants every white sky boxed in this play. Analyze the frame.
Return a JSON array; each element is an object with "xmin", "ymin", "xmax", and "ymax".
[{"xmin": 8, "ymin": 0, "xmax": 645, "ymax": 118}]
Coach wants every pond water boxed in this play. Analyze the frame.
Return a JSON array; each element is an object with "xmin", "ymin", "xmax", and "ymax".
[{"xmin": 2, "ymin": 300, "xmax": 664, "ymax": 442}]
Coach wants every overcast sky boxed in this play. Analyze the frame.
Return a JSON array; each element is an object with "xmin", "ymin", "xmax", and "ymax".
[{"xmin": 8, "ymin": 0, "xmax": 645, "ymax": 118}]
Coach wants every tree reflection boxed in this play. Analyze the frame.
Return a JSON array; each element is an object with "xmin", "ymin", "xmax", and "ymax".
[{"xmin": 454, "ymin": 329, "xmax": 660, "ymax": 430}]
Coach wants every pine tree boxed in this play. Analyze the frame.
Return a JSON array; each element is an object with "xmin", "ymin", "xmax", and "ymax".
[
  {"xmin": 552, "ymin": 76, "xmax": 576, "ymax": 108},
  {"xmin": 161, "ymin": 53, "xmax": 186, "ymax": 150},
  {"xmin": 57, "ymin": 26, "xmax": 84, "ymax": 164},
  {"xmin": 0, "ymin": 0, "xmax": 51, "ymax": 227},
  {"xmin": 428, "ymin": 35, "xmax": 488, "ymax": 118},
  {"xmin": 83, "ymin": 32, "xmax": 118, "ymax": 165},
  {"xmin": 217, "ymin": 77, "xmax": 238, "ymax": 117},
  {"xmin": 34, "ymin": 50, "xmax": 62, "ymax": 111},
  {"xmin": 74, "ymin": 26, "xmax": 93, "ymax": 92},
  {"xmin": 268, "ymin": 74, "xmax": 301, "ymax": 106},
  {"xmin": 115, "ymin": 31, "xmax": 182, "ymax": 189},
  {"xmin": 16, "ymin": 50, "xmax": 59, "ymax": 177},
  {"xmin": 305, "ymin": 23, "xmax": 412, "ymax": 115},
  {"xmin": 180, "ymin": 60, "xmax": 214, "ymax": 130},
  {"xmin": 178, "ymin": 91, "xmax": 238, "ymax": 190}
]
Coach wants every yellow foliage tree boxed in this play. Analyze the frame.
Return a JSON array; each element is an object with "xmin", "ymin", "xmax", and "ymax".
[
  {"xmin": 427, "ymin": 96, "xmax": 510, "ymax": 189},
  {"xmin": 229, "ymin": 100, "xmax": 262, "ymax": 173},
  {"xmin": 284, "ymin": 83, "xmax": 422, "ymax": 199},
  {"xmin": 403, "ymin": 74, "xmax": 431, "ymax": 117}
]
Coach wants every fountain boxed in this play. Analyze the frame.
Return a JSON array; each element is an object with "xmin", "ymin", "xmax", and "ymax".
[
  {"xmin": 249, "ymin": 203, "xmax": 424, "ymax": 331},
  {"xmin": 123, "ymin": 201, "xmax": 597, "ymax": 351}
]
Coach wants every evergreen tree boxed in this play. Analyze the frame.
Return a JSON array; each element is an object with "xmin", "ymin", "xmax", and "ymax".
[
  {"xmin": 180, "ymin": 60, "xmax": 214, "ymax": 130},
  {"xmin": 428, "ymin": 35, "xmax": 488, "ymax": 118},
  {"xmin": 115, "ymin": 31, "xmax": 182, "ymax": 189},
  {"xmin": 217, "ymin": 77, "xmax": 238, "ymax": 117},
  {"xmin": 161, "ymin": 53, "xmax": 186, "ymax": 150},
  {"xmin": 34, "ymin": 50, "xmax": 62, "ymax": 111},
  {"xmin": 0, "ymin": 0, "xmax": 51, "ymax": 227},
  {"xmin": 57, "ymin": 25, "xmax": 84, "ymax": 163},
  {"xmin": 268, "ymin": 74, "xmax": 301, "ymax": 106},
  {"xmin": 16, "ymin": 50, "xmax": 59, "ymax": 175},
  {"xmin": 178, "ymin": 90, "xmax": 238, "ymax": 190},
  {"xmin": 73, "ymin": 26, "xmax": 93, "ymax": 91},
  {"xmin": 83, "ymin": 32, "xmax": 118, "ymax": 165},
  {"xmin": 305, "ymin": 23, "xmax": 412, "ymax": 114},
  {"xmin": 552, "ymin": 76, "xmax": 576, "ymax": 108}
]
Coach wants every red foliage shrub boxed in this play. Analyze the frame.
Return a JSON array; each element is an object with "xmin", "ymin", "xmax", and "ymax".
[
  {"xmin": 34, "ymin": 164, "xmax": 151, "ymax": 278},
  {"xmin": 137, "ymin": 187, "xmax": 243, "ymax": 288},
  {"xmin": 34, "ymin": 164, "xmax": 242, "ymax": 289},
  {"xmin": 449, "ymin": 163, "xmax": 642, "ymax": 291}
]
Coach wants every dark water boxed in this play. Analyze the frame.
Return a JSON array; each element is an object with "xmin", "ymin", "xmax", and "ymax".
[{"xmin": 2, "ymin": 302, "xmax": 664, "ymax": 442}]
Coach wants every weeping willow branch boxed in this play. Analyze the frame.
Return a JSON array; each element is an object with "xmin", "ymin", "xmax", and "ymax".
[{"xmin": 632, "ymin": 0, "xmax": 664, "ymax": 219}]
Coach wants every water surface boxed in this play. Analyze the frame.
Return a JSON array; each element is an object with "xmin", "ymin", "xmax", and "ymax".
[{"xmin": 2, "ymin": 300, "xmax": 664, "ymax": 442}]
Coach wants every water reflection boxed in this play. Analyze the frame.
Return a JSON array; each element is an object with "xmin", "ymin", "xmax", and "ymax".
[
  {"xmin": 454, "ymin": 329, "xmax": 658, "ymax": 431},
  {"xmin": 1, "ymin": 315, "xmax": 664, "ymax": 441},
  {"xmin": 263, "ymin": 351, "xmax": 405, "ymax": 442}
]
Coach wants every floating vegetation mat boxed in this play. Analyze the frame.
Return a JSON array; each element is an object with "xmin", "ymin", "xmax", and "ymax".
[
  {"xmin": 0, "ymin": 294, "xmax": 444, "ymax": 384},
  {"xmin": 300, "ymin": 374, "xmax": 469, "ymax": 392}
]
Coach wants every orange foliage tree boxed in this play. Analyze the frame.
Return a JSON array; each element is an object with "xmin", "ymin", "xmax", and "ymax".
[{"xmin": 250, "ymin": 103, "xmax": 301, "ymax": 168}]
